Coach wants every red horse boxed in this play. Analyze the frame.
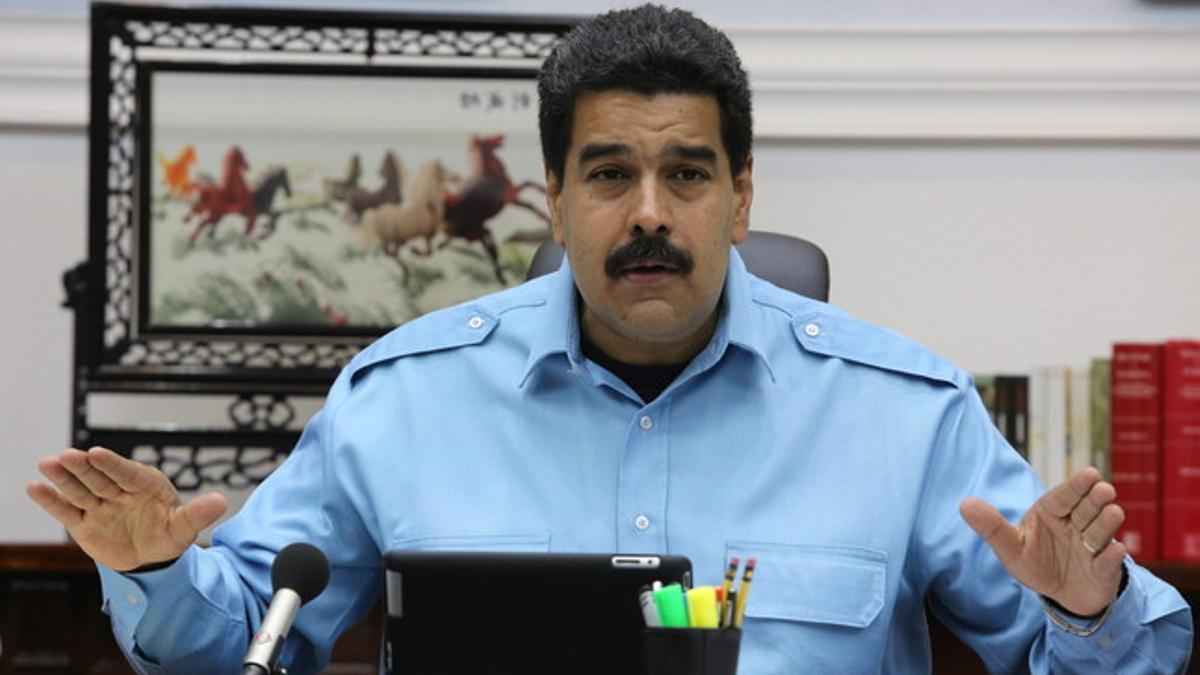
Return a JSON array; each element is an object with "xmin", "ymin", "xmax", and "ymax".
[
  {"xmin": 442, "ymin": 134, "xmax": 550, "ymax": 283},
  {"xmin": 184, "ymin": 146, "xmax": 254, "ymax": 241}
]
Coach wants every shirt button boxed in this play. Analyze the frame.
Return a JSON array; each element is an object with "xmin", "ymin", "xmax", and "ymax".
[
  {"xmin": 634, "ymin": 515, "xmax": 651, "ymax": 531},
  {"xmin": 804, "ymin": 322, "xmax": 821, "ymax": 337},
  {"xmin": 125, "ymin": 592, "xmax": 141, "ymax": 606},
  {"xmin": 639, "ymin": 415, "xmax": 653, "ymax": 430},
  {"xmin": 1098, "ymin": 635, "xmax": 1113, "ymax": 647},
  {"xmin": 467, "ymin": 315, "xmax": 485, "ymax": 329}
]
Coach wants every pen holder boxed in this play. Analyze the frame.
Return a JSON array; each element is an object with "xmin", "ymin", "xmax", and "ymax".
[{"xmin": 643, "ymin": 628, "xmax": 741, "ymax": 675}]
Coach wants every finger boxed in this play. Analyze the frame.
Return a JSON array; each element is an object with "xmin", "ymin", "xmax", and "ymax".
[
  {"xmin": 86, "ymin": 447, "xmax": 169, "ymax": 495},
  {"xmin": 60, "ymin": 448, "xmax": 126, "ymax": 500},
  {"xmin": 1038, "ymin": 467, "xmax": 1102, "ymax": 519},
  {"xmin": 1069, "ymin": 480, "xmax": 1117, "ymax": 533},
  {"xmin": 1081, "ymin": 503, "xmax": 1125, "ymax": 556},
  {"xmin": 26, "ymin": 481, "xmax": 84, "ymax": 526},
  {"xmin": 38, "ymin": 455, "xmax": 102, "ymax": 510},
  {"xmin": 169, "ymin": 492, "xmax": 229, "ymax": 545},
  {"xmin": 1095, "ymin": 539, "xmax": 1127, "ymax": 578},
  {"xmin": 960, "ymin": 497, "xmax": 1023, "ymax": 564}
]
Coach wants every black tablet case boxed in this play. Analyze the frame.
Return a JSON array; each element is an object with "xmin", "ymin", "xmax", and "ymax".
[{"xmin": 383, "ymin": 551, "xmax": 692, "ymax": 675}]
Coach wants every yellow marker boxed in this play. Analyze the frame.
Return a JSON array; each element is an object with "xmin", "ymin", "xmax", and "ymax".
[
  {"xmin": 718, "ymin": 557, "xmax": 739, "ymax": 627},
  {"xmin": 733, "ymin": 557, "xmax": 756, "ymax": 628},
  {"xmin": 686, "ymin": 586, "xmax": 720, "ymax": 628}
]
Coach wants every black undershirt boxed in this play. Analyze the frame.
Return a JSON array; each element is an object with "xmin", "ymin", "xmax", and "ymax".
[{"xmin": 581, "ymin": 334, "xmax": 689, "ymax": 404}]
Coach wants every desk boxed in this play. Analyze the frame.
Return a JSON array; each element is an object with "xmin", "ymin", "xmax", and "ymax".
[
  {"xmin": 0, "ymin": 543, "xmax": 379, "ymax": 675},
  {"xmin": 0, "ymin": 544, "xmax": 1194, "ymax": 674}
]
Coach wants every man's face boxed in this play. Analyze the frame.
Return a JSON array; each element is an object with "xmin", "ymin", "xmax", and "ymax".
[{"xmin": 546, "ymin": 91, "xmax": 753, "ymax": 364}]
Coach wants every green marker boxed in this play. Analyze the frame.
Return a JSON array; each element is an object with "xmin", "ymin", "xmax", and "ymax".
[{"xmin": 653, "ymin": 583, "xmax": 689, "ymax": 628}]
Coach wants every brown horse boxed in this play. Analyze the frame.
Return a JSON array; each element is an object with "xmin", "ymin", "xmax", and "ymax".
[
  {"xmin": 184, "ymin": 149, "xmax": 291, "ymax": 241},
  {"xmin": 442, "ymin": 134, "xmax": 550, "ymax": 283},
  {"xmin": 346, "ymin": 151, "xmax": 402, "ymax": 222},
  {"xmin": 184, "ymin": 146, "xmax": 253, "ymax": 241}
]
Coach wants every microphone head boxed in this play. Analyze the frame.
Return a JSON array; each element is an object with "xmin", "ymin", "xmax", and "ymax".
[{"xmin": 271, "ymin": 543, "xmax": 330, "ymax": 605}]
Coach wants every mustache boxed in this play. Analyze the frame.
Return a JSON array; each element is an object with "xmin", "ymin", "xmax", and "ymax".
[{"xmin": 604, "ymin": 235, "xmax": 695, "ymax": 279}]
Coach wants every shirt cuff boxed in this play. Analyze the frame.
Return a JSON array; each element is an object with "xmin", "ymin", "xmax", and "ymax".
[
  {"xmin": 97, "ymin": 546, "xmax": 199, "ymax": 670},
  {"xmin": 1044, "ymin": 562, "xmax": 1145, "ymax": 669}
]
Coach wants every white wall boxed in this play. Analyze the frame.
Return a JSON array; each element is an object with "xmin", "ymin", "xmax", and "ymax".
[
  {"xmin": 0, "ymin": 130, "xmax": 87, "ymax": 541},
  {"xmin": 2, "ymin": 2, "xmax": 1200, "ymax": 542}
]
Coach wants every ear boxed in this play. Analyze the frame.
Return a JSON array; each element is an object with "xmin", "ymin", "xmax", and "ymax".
[
  {"xmin": 546, "ymin": 168, "xmax": 566, "ymax": 246},
  {"xmin": 730, "ymin": 154, "xmax": 754, "ymax": 244}
]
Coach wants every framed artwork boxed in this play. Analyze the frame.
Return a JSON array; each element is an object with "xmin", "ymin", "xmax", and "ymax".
[
  {"xmin": 142, "ymin": 63, "xmax": 551, "ymax": 336},
  {"xmin": 68, "ymin": 3, "xmax": 574, "ymax": 484}
]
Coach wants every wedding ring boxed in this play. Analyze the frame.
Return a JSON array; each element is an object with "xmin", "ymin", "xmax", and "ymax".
[{"xmin": 1082, "ymin": 539, "xmax": 1100, "ymax": 555}]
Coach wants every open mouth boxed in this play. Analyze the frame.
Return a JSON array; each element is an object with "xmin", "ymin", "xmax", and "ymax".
[{"xmin": 621, "ymin": 261, "xmax": 681, "ymax": 276}]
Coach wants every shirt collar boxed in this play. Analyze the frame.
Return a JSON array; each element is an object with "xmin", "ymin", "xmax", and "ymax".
[{"xmin": 518, "ymin": 246, "xmax": 775, "ymax": 388}]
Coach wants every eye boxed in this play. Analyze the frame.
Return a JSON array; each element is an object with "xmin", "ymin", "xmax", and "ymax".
[
  {"xmin": 671, "ymin": 167, "xmax": 710, "ymax": 182},
  {"xmin": 588, "ymin": 166, "xmax": 629, "ymax": 182}
]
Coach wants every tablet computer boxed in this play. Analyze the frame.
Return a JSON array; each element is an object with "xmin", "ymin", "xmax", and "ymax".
[{"xmin": 382, "ymin": 551, "xmax": 692, "ymax": 675}]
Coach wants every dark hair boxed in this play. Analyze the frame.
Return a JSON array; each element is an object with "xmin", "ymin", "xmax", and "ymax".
[{"xmin": 538, "ymin": 4, "xmax": 752, "ymax": 182}]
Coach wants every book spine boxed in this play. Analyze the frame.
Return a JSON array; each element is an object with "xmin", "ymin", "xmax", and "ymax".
[
  {"xmin": 1044, "ymin": 366, "xmax": 1069, "ymax": 488},
  {"xmin": 995, "ymin": 375, "xmax": 1030, "ymax": 459},
  {"xmin": 1068, "ymin": 367, "xmax": 1092, "ymax": 477},
  {"xmin": 1110, "ymin": 343, "xmax": 1163, "ymax": 562},
  {"xmin": 1089, "ymin": 358, "xmax": 1111, "ymax": 481},
  {"xmin": 1161, "ymin": 340, "xmax": 1200, "ymax": 562},
  {"xmin": 1028, "ymin": 368, "xmax": 1048, "ymax": 484},
  {"xmin": 1012, "ymin": 376, "xmax": 1029, "ymax": 460}
]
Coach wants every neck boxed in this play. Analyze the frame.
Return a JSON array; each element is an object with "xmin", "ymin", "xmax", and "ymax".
[{"xmin": 579, "ymin": 305, "xmax": 718, "ymax": 366}]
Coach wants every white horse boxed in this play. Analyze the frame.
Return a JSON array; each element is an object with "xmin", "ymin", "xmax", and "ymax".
[{"xmin": 361, "ymin": 160, "xmax": 458, "ymax": 283}]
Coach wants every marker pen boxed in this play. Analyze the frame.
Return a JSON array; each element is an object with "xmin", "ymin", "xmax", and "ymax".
[
  {"xmin": 686, "ymin": 586, "xmax": 719, "ymax": 629},
  {"xmin": 653, "ymin": 583, "xmax": 689, "ymax": 628},
  {"xmin": 639, "ymin": 584, "xmax": 661, "ymax": 627}
]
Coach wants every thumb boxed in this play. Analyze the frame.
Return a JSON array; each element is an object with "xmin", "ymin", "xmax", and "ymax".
[
  {"xmin": 960, "ymin": 497, "xmax": 1022, "ymax": 563},
  {"xmin": 177, "ymin": 492, "xmax": 229, "ymax": 535}
]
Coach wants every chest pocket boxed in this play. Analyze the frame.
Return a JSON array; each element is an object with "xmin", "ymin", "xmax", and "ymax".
[{"xmin": 727, "ymin": 542, "xmax": 887, "ymax": 628}]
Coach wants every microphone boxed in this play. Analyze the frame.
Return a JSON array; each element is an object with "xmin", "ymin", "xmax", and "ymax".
[{"xmin": 243, "ymin": 543, "xmax": 330, "ymax": 675}]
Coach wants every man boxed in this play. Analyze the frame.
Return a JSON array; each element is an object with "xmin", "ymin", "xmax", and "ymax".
[{"xmin": 28, "ymin": 5, "xmax": 1192, "ymax": 673}]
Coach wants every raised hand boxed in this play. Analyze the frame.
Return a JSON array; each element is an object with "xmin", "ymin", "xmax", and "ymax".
[
  {"xmin": 960, "ymin": 467, "xmax": 1126, "ymax": 617},
  {"xmin": 26, "ymin": 447, "xmax": 228, "ymax": 572}
]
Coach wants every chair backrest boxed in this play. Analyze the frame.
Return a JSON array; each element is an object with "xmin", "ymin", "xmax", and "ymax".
[{"xmin": 525, "ymin": 230, "xmax": 830, "ymax": 302}]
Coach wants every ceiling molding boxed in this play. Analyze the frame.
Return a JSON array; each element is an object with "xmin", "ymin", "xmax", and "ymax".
[
  {"xmin": 0, "ymin": 13, "xmax": 88, "ymax": 130},
  {"xmin": 4, "ymin": 13, "xmax": 1200, "ymax": 140},
  {"xmin": 728, "ymin": 27, "xmax": 1200, "ymax": 140}
]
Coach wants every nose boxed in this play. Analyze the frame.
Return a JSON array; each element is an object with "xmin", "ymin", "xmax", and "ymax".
[{"xmin": 629, "ymin": 174, "xmax": 672, "ymax": 237}]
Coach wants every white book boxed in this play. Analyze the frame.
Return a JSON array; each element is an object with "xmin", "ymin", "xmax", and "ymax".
[
  {"xmin": 1043, "ymin": 366, "xmax": 1069, "ymax": 488},
  {"xmin": 1028, "ymin": 366, "xmax": 1069, "ymax": 488},
  {"xmin": 1027, "ymin": 368, "xmax": 1048, "ymax": 486},
  {"xmin": 1067, "ymin": 367, "xmax": 1093, "ymax": 478}
]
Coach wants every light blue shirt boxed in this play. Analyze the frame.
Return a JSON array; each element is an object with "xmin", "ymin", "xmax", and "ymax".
[{"xmin": 98, "ymin": 250, "xmax": 1193, "ymax": 674}]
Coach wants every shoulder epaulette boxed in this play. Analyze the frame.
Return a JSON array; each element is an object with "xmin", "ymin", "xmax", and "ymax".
[
  {"xmin": 346, "ymin": 303, "xmax": 500, "ymax": 386},
  {"xmin": 788, "ymin": 309, "xmax": 963, "ymax": 389}
]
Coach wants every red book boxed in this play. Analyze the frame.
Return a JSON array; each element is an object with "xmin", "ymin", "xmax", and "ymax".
[
  {"xmin": 1110, "ymin": 343, "xmax": 1163, "ymax": 561},
  {"xmin": 1161, "ymin": 340, "xmax": 1200, "ymax": 561}
]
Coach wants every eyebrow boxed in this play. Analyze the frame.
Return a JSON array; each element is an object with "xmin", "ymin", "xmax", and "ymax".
[
  {"xmin": 576, "ymin": 142, "xmax": 718, "ymax": 166},
  {"xmin": 578, "ymin": 142, "xmax": 631, "ymax": 166},
  {"xmin": 664, "ymin": 143, "xmax": 718, "ymax": 164}
]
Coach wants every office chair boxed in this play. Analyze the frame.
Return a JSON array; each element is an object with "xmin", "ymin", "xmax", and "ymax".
[{"xmin": 525, "ymin": 230, "xmax": 830, "ymax": 302}]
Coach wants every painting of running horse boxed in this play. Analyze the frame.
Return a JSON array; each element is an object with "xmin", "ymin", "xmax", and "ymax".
[
  {"xmin": 443, "ymin": 134, "xmax": 550, "ymax": 284},
  {"xmin": 147, "ymin": 67, "xmax": 548, "ymax": 334}
]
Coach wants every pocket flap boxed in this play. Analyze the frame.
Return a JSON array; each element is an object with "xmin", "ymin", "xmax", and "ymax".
[
  {"xmin": 727, "ymin": 542, "xmax": 887, "ymax": 629},
  {"xmin": 392, "ymin": 533, "xmax": 550, "ymax": 552}
]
